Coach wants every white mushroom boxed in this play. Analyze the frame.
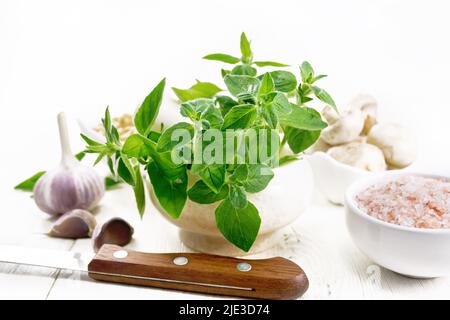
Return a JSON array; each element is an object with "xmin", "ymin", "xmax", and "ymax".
[
  {"xmin": 321, "ymin": 107, "xmax": 366, "ymax": 145},
  {"xmin": 367, "ymin": 123, "xmax": 417, "ymax": 168},
  {"xmin": 320, "ymin": 94, "xmax": 378, "ymax": 146},
  {"xmin": 348, "ymin": 94, "xmax": 378, "ymax": 135},
  {"xmin": 327, "ymin": 140, "xmax": 387, "ymax": 172},
  {"xmin": 321, "ymin": 105, "xmax": 340, "ymax": 125},
  {"xmin": 306, "ymin": 137, "xmax": 331, "ymax": 154}
]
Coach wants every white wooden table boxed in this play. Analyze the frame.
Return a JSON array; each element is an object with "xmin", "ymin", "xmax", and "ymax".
[{"xmin": 1, "ymin": 183, "xmax": 450, "ymax": 300}]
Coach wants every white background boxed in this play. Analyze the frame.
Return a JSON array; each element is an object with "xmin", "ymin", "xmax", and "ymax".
[
  {"xmin": 1, "ymin": 0, "xmax": 450, "ymax": 299},
  {"xmin": 2, "ymin": 0, "xmax": 450, "ymax": 186}
]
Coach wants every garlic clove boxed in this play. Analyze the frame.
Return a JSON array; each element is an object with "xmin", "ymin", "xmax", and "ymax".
[
  {"xmin": 49, "ymin": 209, "xmax": 97, "ymax": 239},
  {"xmin": 33, "ymin": 113, "xmax": 105, "ymax": 215},
  {"xmin": 92, "ymin": 218, "xmax": 134, "ymax": 253}
]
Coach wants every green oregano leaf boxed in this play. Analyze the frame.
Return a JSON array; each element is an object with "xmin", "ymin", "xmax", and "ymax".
[
  {"xmin": 270, "ymin": 93, "xmax": 292, "ymax": 115},
  {"xmin": 285, "ymin": 127, "xmax": 321, "ymax": 153},
  {"xmin": 300, "ymin": 61, "xmax": 315, "ymax": 83},
  {"xmin": 172, "ymin": 81, "xmax": 222, "ymax": 102},
  {"xmin": 191, "ymin": 163, "xmax": 226, "ymax": 194},
  {"xmin": 311, "ymin": 86, "xmax": 337, "ymax": 112},
  {"xmin": 203, "ymin": 53, "xmax": 240, "ymax": 64},
  {"xmin": 215, "ymin": 95, "xmax": 238, "ymax": 116},
  {"xmin": 80, "ymin": 134, "xmax": 102, "ymax": 146},
  {"xmin": 133, "ymin": 165, "xmax": 146, "ymax": 218},
  {"xmin": 261, "ymin": 104, "xmax": 278, "ymax": 129},
  {"xmin": 157, "ymin": 122, "xmax": 194, "ymax": 153},
  {"xmin": 229, "ymin": 184, "xmax": 247, "ymax": 209},
  {"xmin": 75, "ymin": 151, "xmax": 86, "ymax": 161},
  {"xmin": 223, "ymin": 75, "xmax": 260, "ymax": 100},
  {"xmin": 241, "ymin": 164, "xmax": 274, "ymax": 193},
  {"xmin": 240, "ymin": 32, "xmax": 253, "ymax": 64},
  {"xmin": 103, "ymin": 106, "xmax": 113, "ymax": 142},
  {"xmin": 123, "ymin": 134, "xmax": 185, "ymax": 180},
  {"xmin": 258, "ymin": 73, "xmax": 275, "ymax": 98},
  {"xmin": 231, "ymin": 64, "xmax": 257, "ymax": 76},
  {"xmin": 14, "ymin": 171, "xmax": 46, "ymax": 191},
  {"xmin": 279, "ymin": 155, "xmax": 300, "ymax": 166},
  {"xmin": 147, "ymin": 161, "xmax": 187, "ymax": 219},
  {"xmin": 221, "ymin": 69, "xmax": 231, "ymax": 77},
  {"xmin": 221, "ymin": 104, "xmax": 257, "ymax": 129},
  {"xmin": 105, "ymin": 176, "xmax": 122, "ymax": 190},
  {"xmin": 254, "ymin": 61, "xmax": 289, "ymax": 67},
  {"xmin": 134, "ymin": 78, "xmax": 166, "ymax": 136},
  {"xmin": 312, "ymin": 74, "xmax": 327, "ymax": 82},
  {"xmin": 117, "ymin": 153, "xmax": 136, "ymax": 187},
  {"xmin": 230, "ymin": 164, "xmax": 274, "ymax": 193},
  {"xmin": 269, "ymin": 71, "xmax": 297, "ymax": 92},
  {"xmin": 215, "ymin": 198, "xmax": 261, "ymax": 252},
  {"xmin": 279, "ymin": 105, "xmax": 328, "ymax": 130},
  {"xmin": 188, "ymin": 180, "xmax": 229, "ymax": 204}
]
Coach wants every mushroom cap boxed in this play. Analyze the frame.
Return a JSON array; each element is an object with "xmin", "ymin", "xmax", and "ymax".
[
  {"xmin": 327, "ymin": 140, "xmax": 387, "ymax": 172},
  {"xmin": 348, "ymin": 94, "xmax": 378, "ymax": 135},
  {"xmin": 321, "ymin": 105, "xmax": 340, "ymax": 125},
  {"xmin": 367, "ymin": 123, "xmax": 417, "ymax": 168},
  {"xmin": 321, "ymin": 108, "xmax": 366, "ymax": 145},
  {"xmin": 320, "ymin": 94, "xmax": 379, "ymax": 146}
]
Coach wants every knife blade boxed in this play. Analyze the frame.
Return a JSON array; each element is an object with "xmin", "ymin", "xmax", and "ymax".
[
  {"xmin": 0, "ymin": 244, "xmax": 308, "ymax": 299},
  {"xmin": 0, "ymin": 244, "xmax": 94, "ymax": 271}
]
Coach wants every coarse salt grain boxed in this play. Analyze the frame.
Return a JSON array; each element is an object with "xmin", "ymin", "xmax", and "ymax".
[{"xmin": 355, "ymin": 175, "xmax": 450, "ymax": 229}]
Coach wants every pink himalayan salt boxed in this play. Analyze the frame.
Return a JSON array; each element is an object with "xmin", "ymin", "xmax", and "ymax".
[{"xmin": 356, "ymin": 175, "xmax": 450, "ymax": 229}]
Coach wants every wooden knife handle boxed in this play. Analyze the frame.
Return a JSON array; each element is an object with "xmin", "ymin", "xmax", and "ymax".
[{"xmin": 88, "ymin": 244, "xmax": 308, "ymax": 300}]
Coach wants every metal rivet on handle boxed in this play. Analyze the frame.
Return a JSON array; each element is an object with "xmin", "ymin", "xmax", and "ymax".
[
  {"xmin": 113, "ymin": 250, "xmax": 128, "ymax": 259},
  {"xmin": 236, "ymin": 262, "xmax": 252, "ymax": 272},
  {"xmin": 173, "ymin": 256, "xmax": 189, "ymax": 266}
]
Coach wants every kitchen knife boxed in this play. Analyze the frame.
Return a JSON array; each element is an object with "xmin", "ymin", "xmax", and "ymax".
[{"xmin": 0, "ymin": 244, "xmax": 308, "ymax": 299}]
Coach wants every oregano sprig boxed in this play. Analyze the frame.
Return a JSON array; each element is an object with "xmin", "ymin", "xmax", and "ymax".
[
  {"xmin": 202, "ymin": 32, "xmax": 289, "ymax": 76},
  {"xmin": 76, "ymin": 33, "xmax": 337, "ymax": 253}
]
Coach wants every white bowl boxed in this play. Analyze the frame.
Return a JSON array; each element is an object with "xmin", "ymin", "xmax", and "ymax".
[
  {"xmin": 308, "ymin": 151, "xmax": 415, "ymax": 205},
  {"xmin": 150, "ymin": 159, "xmax": 314, "ymax": 256},
  {"xmin": 307, "ymin": 152, "xmax": 372, "ymax": 205},
  {"xmin": 345, "ymin": 172, "xmax": 450, "ymax": 278}
]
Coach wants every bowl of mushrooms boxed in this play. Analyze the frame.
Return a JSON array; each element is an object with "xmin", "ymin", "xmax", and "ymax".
[{"xmin": 307, "ymin": 94, "xmax": 418, "ymax": 205}]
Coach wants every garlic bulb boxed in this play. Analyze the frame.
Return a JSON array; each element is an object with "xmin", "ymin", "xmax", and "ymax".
[
  {"xmin": 49, "ymin": 209, "xmax": 97, "ymax": 238},
  {"xmin": 33, "ymin": 113, "xmax": 105, "ymax": 215}
]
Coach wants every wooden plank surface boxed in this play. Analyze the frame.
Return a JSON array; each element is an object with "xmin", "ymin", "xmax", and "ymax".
[
  {"xmin": 0, "ymin": 191, "xmax": 75, "ymax": 299},
  {"xmin": 2, "ymin": 186, "xmax": 450, "ymax": 300}
]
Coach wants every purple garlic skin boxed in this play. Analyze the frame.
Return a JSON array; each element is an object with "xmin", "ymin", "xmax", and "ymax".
[
  {"xmin": 33, "ymin": 165, "xmax": 105, "ymax": 215},
  {"xmin": 33, "ymin": 112, "xmax": 105, "ymax": 215},
  {"xmin": 49, "ymin": 209, "xmax": 97, "ymax": 239},
  {"xmin": 92, "ymin": 218, "xmax": 134, "ymax": 252}
]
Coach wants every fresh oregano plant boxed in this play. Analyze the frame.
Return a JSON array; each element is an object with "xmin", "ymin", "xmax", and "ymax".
[{"xmin": 78, "ymin": 32, "xmax": 336, "ymax": 252}]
